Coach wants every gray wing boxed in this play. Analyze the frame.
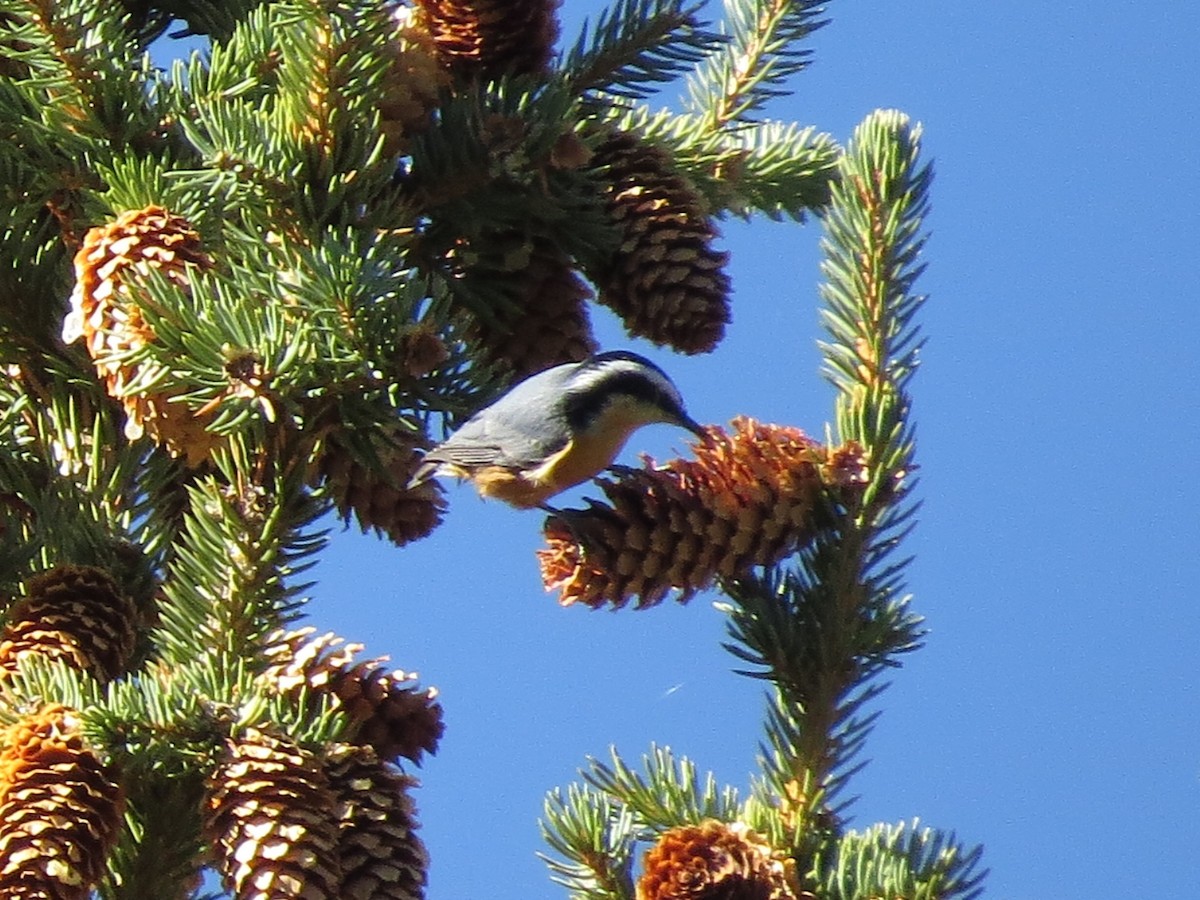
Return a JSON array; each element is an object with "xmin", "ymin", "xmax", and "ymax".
[
  {"xmin": 427, "ymin": 411, "xmax": 567, "ymax": 470},
  {"xmin": 409, "ymin": 362, "xmax": 583, "ymax": 487},
  {"xmin": 433, "ymin": 363, "xmax": 582, "ymax": 466}
]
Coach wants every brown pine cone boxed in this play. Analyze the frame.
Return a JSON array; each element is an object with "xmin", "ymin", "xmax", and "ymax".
[
  {"xmin": 326, "ymin": 744, "xmax": 427, "ymax": 900},
  {"xmin": 538, "ymin": 417, "xmax": 869, "ymax": 609},
  {"xmin": 317, "ymin": 424, "xmax": 446, "ymax": 548},
  {"xmin": 0, "ymin": 565, "xmax": 137, "ymax": 682},
  {"xmin": 62, "ymin": 205, "xmax": 219, "ymax": 466},
  {"xmin": 261, "ymin": 629, "xmax": 443, "ymax": 764},
  {"xmin": 0, "ymin": 705, "xmax": 124, "ymax": 900},
  {"xmin": 205, "ymin": 729, "xmax": 341, "ymax": 899},
  {"xmin": 638, "ymin": 820, "xmax": 799, "ymax": 900},
  {"xmin": 590, "ymin": 131, "xmax": 731, "ymax": 354},
  {"xmin": 412, "ymin": 0, "xmax": 559, "ymax": 79},
  {"xmin": 460, "ymin": 231, "xmax": 597, "ymax": 380}
]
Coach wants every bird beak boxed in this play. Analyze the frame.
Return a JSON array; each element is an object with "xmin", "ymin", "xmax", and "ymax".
[{"xmin": 680, "ymin": 414, "xmax": 707, "ymax": 439}]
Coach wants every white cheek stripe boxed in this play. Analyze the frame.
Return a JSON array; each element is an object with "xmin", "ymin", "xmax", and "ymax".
[{"xmin": 569, "ymin": 360, "xmax": 679, "ymax": 403}]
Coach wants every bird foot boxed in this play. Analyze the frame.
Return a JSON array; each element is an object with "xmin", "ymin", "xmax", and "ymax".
[{"xmin": 539, "ymin": 503, "xmax": 592, "ymax": 562}]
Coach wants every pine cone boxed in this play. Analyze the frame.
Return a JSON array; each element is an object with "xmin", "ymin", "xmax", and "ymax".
[
  {"xmin": 326, "ymin": 744, "xmax": 427, "ymax": 900},
  {"xmin": 395, "ymin": 323, "xmax": 451, "ymax": 379},
  {"xmin": 205, "ymin": 729, "xmax": 341, "ymax": 899},
  {"xmin": 318, "ymin": 425, "xmax": 446, "ymax": 547},
  {"xmin": 538, "ymin": 417, "xmax": 869, "ymax": 609},
  {"xmin": 0, "ymin": 705, "xmax": 124, "ymax": 900},
  {"xmin": 460, "ymin": 231, "xmax": 597, "ymax": 380},
  {"xmin": 0, "ymin": 565, "xmax": 137, "ymax": 682},
  {"xmin": 62, "ymin": 205, "xmax": 219, "ymax": 466},
  {"xmin": 261, "ymin": 629, "xmax": 444, "ymax": 764},
  {"xmin": 380, "ymin": 7, "xmax": 451, "ymax": 156},
  {"xmin": 412, "ymin": 0, "xmax": 559, "ymax": 79},
  {"xmin": 590, "ymin": 131, "xmax": 731, "ymax": 354},
  {"xmin": 637, "ymin": 820, "xmax": 799, "ymax": 900}
]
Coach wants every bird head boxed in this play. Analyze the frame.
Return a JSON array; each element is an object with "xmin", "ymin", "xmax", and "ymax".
[{"xmin": 560, "ymin": 350, "xmax": 706, "ymax": 441}]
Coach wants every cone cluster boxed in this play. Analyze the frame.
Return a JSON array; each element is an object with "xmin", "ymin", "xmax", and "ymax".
[
  {"xmin": 460, "ymin": 231, "xmax": 597, "ymax": 380},
  {"xmin": 205, "ymin": 729, "xmax": 342, "ymax": 899},
  {"xmin": 637, "ymin": 820, "xmax": 799, "ymax": 900},
  {"xmin": 62, "ymin": 205, "xmax": 219, "ymax": 466},
  {"xmin": 0, "ymin": 565, "xmax": 137, "ymax": 683},
  {"xmin": 326, "ymin": 744, "xmax": 427, "ymax": 900},
  {"xmin": 261, "ymin": 628, "xmax": 444, "ymax": 764},
  {"xmin": 538, "ymin": 417, "xmax": 869, "ymax": 609},
  {"xmin": 317, "ymin": 425, "xmax": 446, "ymax": 548},
  {"xmin": 412, "ymin": 0, "xmax": 559, "ymax": 78},
  {"xmin": 0, "ymin": 705, "xmax": 124, "ymax": 900},
  {"xmin": 591, "ymin": 131, "xmax": 731, "ymax": 354}
]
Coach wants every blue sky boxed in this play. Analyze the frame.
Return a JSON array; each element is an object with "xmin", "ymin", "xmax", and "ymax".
[{"xmin": 257, "ymin": 2, "xmax": 1200, "ymax": 898}]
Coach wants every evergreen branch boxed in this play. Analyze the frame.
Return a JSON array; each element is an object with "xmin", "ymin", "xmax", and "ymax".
[
  {"xmin": 128, "ymin": 223, "xmax": 435, "ymax": 440},
  {"xmin": 707, "ymin": 118, "xmax": 839, "ymax": 219},
  {"xmin": 540, "ymin": 784, "xmax": 638, "ymax": 900},
  {"xmin": 687, "ymin": 0, "xmax": 829, "ymax": 129},
  {"xmin": 584, "ymin": 744, "xmax": 742, "ymax": 829},
  {"xmin": 822, "ymin": 820, "xmax": 987, "ymax": 900},
  {"xmin": 758, "ymin": 681, "xmax": 883, "ymax": 808},
  {"xmin": 149, "ymin": 459, "xmax": 327, "ymax": 668},
  {"xmin": 94, "ymin": 156, "xmax": 208, "ymax": 227},
  {"xmin": 561, "ymin": 0, "xmax": 724, "ymax": 101},
  {"xmin": 609, "ymin": 104, "xmax": 839, "ymax": 218},
  {"xmin": 4, "ymin": 0, "xmax": 161, "ymax": 146},
  {"xmin": 97, "ymin": 772, "xmax": 208, "ymax": 900},
  {"xmin": 0, "ymin": 655, "xmax": 103, "ymax": 724},
  {"xmin": 406, "ymin": 78, "xmax": 609, "ymax": 251},
  {"xmin": 819, "ymin": 109, "xmax": 931, "ymax": 490},
  {"xmin": 0, "ymin": 137, "xmax": 81, "ymax": 346},
  {"xmin": 90, "ymin": 661, "xmax": 231, "ymax": 764},
  {"xmin": 170, "ymin": 2, "xmax": 403, "ymax": 232},
  {"xmin": 6, "ymin": 0, "xmax": 110, "ymax": 122},
  {"xmin": 270, "ymin": 0, "xmax": 397, "ymax": 224},
  {"xmin": 157, "ymin": 0, "xmax": 267, "ymax": 43},
  {"xmin": 168, "ymin": 5, "xmax": 283, "ymax": 108},
  {"xmin": 721, "ymin": 558, "xmax": 920, "ymax": 859},
  {"xmin": 715, "ymin": 111, "xmax": 932, "ymax": 883},
  {"xmin": 0, "ymin": 363, "xmax": 161, "ymax": 605},
  {"xmin": 405, "ymin": 79, "xmax": 615, "ymax": 325}
]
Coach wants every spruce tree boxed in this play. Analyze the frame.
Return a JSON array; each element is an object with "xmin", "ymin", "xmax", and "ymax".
[{"xmin": 0, "ymin": 0, "xmax": 986, "ymax": 897}]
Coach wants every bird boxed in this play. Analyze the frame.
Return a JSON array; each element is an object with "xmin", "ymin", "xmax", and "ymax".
[{"xmin": 408, "ymin": 350, "xmax": 706, "ymax": 509}]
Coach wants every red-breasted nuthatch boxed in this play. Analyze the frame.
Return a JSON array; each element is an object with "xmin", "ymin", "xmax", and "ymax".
[{"xmin": 409, "ymin": 350, "xmax": 705, "ymax": 509}]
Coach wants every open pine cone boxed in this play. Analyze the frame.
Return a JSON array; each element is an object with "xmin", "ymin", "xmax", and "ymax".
[
  {"xmin": 260, "ymin": 628, "xmax": 444, "ymax": 764},
  {"xmin": 590, "ymin": 131, "xmax": 731, "ymax": 354},
  {"xmin": 205, "ymin": 729, "xmax": 341, "ymax": 899},
  {"xmin": 538, "ymin": 417, "xmax": 870, "ymax": 609},
  {"xmin": 326, "ymin": 744, "xmax": 427, "ymax": 900},
  {"xmin": 638, "ymin": 820, "xmax": 799, "ymax": 900},
  {"xmin": 63, "ymin": 205, "xmax": 219, "ymax": 466},
  {"xmin": 412, "ymin": 0, "xmax": 559, "ymax": 78},
  {"xmin": 315, "ymin": 419, "xmax": 446, "ymax": 548},
  {"xmin": 0, "ymin": 565, "xmax": 137, "ymax": 682},
  {"xmin": 0, "ymin": 705, "xmax": 124, "ymax": 900}
]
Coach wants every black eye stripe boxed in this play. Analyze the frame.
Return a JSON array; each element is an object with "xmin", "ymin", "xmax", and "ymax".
[{"xmin": 563, "ymin": 371, "xmax": 680, "ymax": 431}]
